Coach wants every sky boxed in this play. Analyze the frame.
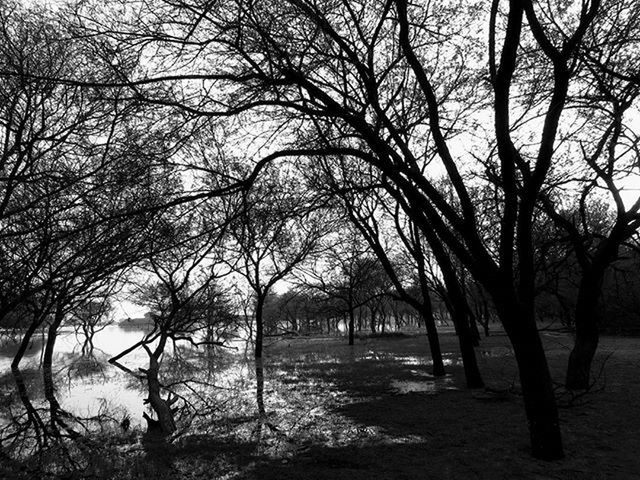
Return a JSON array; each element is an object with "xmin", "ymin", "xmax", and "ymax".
[{"xmin": 112, "ymin": 300, "xmax": 148, "ymax": 321}]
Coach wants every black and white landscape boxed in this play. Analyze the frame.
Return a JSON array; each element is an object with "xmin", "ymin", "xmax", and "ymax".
[{"xmin": 1, "ymin": 0, "xmax": 639, "ymax": 478}]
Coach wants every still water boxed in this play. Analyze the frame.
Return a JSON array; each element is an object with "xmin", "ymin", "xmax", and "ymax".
[
  {"xmin": 0, "ymin": 324, "xmax": 151, "ymax": 371},
  {"xmin": 1, "ymin": 326, "xmax": 467, "ymax": 434},
  {"xmin": 0, "ymin": 324, "xmax": 213, "ymax": 426}
]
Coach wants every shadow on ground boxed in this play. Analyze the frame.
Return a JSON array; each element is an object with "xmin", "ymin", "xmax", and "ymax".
[{"xmin": 2, "ymin": 332, "xmax": 640, "ymax": 479}]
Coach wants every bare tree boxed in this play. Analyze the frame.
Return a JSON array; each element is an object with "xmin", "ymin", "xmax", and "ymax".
[
  {"xmin": 0, "ymin": 4, "xmax": 194, "ymax": 462},
  {"xmin": 49, "ymin": 0, "xmax": 640, "ymax": 460},
  {"xmin": 72, "ymin": 297, "xmax": 114, "ymax": 357},
  {"xmin": 536, "ymin": 2, "xmax": 640, "ymax": 388},
  {"xmin": 296, "ymin": 222, "xmax": 374, "ymax": 336},
  {"xmin": 109, "ymin": 207, "xmax": 235, "ymax": 436},
  {"xmin": 307, "ymin": 156, "xmax": 484, "ymax": 383},
  {"xmin": 218, "ymin": 163, "xmax": 327, "ymax": 420}
]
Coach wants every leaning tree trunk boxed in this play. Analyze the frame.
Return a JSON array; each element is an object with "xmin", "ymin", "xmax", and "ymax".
[
  {"xmin": 499, "ymin": 299, "xmax": 564, "ymax": 460},
  {"xmin": 439, "ymin": 274, "xmax": 484, "ymax": 388},
  {"xmin": 422, "ymin": 227, "xmax": 483, "ymax": 388},
  {"xmin": 42, "ymin": 307, "xmax": 82, "ymax": 440},
  {"xmin": 565, "ymin": 270, "xmax": 603, "ymax": 390},
  {"xmin": 420, "ymin": 298, "xmax": 446, "ymax": 377},
  {"xmin": 43, "ymin": 305, "xmax": 65, "ymax": 420},
  {"xmin": 467, "ymin": 309, "xmax": 481, "ymax": 347},
  {"xmin": 142, "ymin": 340, "xmax": 177, "ymax": 436},
  {"xmin": 11, "ymin": 319, "xmax": 40, "ymax": 372},
  {"xmin": 449, "ymin": 300, "xmax": 484, "ymax": 389},
  {"xmin": 11, "ymin": 321, "xmax": 47, "ymax": 446}
]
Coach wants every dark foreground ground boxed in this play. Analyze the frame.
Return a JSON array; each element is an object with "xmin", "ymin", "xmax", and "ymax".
[{"xmin": 2, "ymin": 327, "xmax": 639, "ymax": 479}]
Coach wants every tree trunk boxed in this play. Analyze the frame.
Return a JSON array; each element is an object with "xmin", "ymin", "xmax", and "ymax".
[
  {"xmin": 255, "ymin": 356, "xmax": 266, "ymax": 417},
  {"xmin": 420, "ymin": 299, "xmax": 446, "ymax": 377},
  {"xmin": 481, "ymin": 297, "xmax": 491, "ymax": 336},
  {"xmin": 370, "ymin": 308, "xmax": 376, "ymax": 333},
  {"xmin": 255, "ymin": 295, "xmax": 265, "ymax": 358},
  {"xmin": 10, "ymin": 316, "xmax": 47, "ymax": 445},
  {"xmin": 566, "ymin": 271, "xmax": 602, "ymax": 390},
  {"xmin": 254, "ymin": 294, "xmax": 268, "ymax": 416},
  {"xmin": 143, "ymin": 337, "xmax": 177, "ymax": 436},
  {"xmin": 515, "ymin": 334, "xmax": 563, "ymax": 460},
  {"xmin": 467, "ymin": 309, "xmax": 481, "ymax": 346},
  {"xmin": 452, "ymin": 306, "xmax": 484, "ymax": 389},
  {"xmin": 442, "ymin": 284, "xmax": 484, "ymax": 388},
  {"xmin": 348, "ymin": 308, "xmax": 355, "ymax": 345},
  {"xmin": 11, "ymin": 320, "xmax": 40, "ymax": 372},
  {"xmin": 43, "ymin": 305, "xmax": 65, "ymax": 414},
  {"xmin": 12, "ymin": 366, "xmax": 46, "ymax": 446},
  {"xmin": 421, "ymin": 228, "xmax": 483, "ymax": 388},
  {"xmin": 499, "ymin": 300, "xmax": 564, "ymax": 460},
  {"xmin": 43, "ymin": 304, "xmax": 83, "ymax": 440}
]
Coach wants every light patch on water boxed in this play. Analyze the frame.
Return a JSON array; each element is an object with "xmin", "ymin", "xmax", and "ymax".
[
  {"xmin": 0, "ymin": 325, "xmax": 152, "ymax": 371},
  {"xmin": 359, "ymin": 350, "xmax": 397, "ymax": 361},
  {"xmin": 390, "ymin": 376, "xmax": 459, "ymax": 395},
  {"xmin": 395, "ymin": 353, "xmax": 465, "ymax": 368},
  {"xmin": 444, "ymin": 358, "xmax": 461, "ymax": 366},
  {"xmin": 424, "ymin": 356, "xmax": 464, "ymax": 367},
  {"xmin": 399, "ymin": 356, "xmax": 424, "ymax": 366},
  {"xmin": 384, "ymin": 434, "xmax": 426, "ymax": 445},
  {"xmin": 60, "ymin": 379, "xmax": 146, "ymax": 426}
]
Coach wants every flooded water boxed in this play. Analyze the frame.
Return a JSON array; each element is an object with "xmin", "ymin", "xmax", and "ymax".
[
  {"xmin": 2, "ymin": 326, "xmax": 518, "ymax": 480},
  {"xmin": 0, "ymin": 326, "xmax": 471, "ymax": 438},
  {"xmin": 0, "ymin": 324, "xmax": 150, "ymax": 371},
  {"xmin": 0, "ymin": 324, "xmax": 188, "ymax": 427},
  {"xmin": 390, "ymin": 376, "xmax": 459, "ymax": 394}
]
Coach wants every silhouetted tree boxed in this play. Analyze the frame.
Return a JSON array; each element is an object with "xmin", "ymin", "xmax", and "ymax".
[
  {"xmin": 57, "ymin": 0, "xmax": 640, "ymax": 460},
  {"xmin": 110, "ymin": 208, "xmax": 235, "ymax": 436},
  {"xmin": 218, "ymin": 163, "xmax": 326, "ymax": 419}
]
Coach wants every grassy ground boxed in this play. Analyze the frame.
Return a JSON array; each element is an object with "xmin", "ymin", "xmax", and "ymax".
[{"xmin": 2, "ymin": 328, "xmax": 639, "ymax": 479}]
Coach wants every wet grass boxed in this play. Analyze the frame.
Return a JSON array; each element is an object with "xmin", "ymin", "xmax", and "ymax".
[{"xmin": 2, "ymin": 329, "xmax": 640, "ymax": 479}]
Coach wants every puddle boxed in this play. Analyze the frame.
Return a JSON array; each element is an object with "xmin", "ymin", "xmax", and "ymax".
[{"xmin": 390, "ymin": 377, "xmax": 459, "ymax": 395}]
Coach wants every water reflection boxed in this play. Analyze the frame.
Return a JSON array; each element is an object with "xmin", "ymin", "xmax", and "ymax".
[
  {"xmin": 1, "ymin": 327, "xmax": 476, "ymax": 471},
  {"xmin": 0, "ymin": 325, "xmax": 150, "ymax": 371},
  {"xmin": 0, "ymin": 324, "xmax": 156, "ymax": 428}
]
